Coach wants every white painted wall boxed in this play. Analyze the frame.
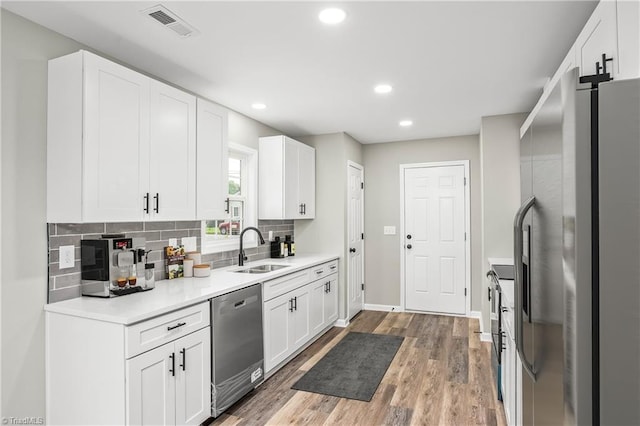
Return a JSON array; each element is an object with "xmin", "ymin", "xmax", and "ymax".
[
  {"xmin": 294, "ymin": 132, "xmax": 363, "ymax": 321},
  {"xmin": 479, "ymin": 113, "xmax": 525, "ymax": 332},
  {"xmin": 362, "ymin": 135, "xmax": 482, "ymax": 312}
]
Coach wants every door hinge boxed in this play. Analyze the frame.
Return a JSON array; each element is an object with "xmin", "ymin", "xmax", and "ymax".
[
  {"xmin": 464, "ymin": 288, "xmax": 467, "ymax": 297},
  {"xmin": 361, "ymin": 182, "xmax": 364, "ymax": 189},
  {"xmin": 464, "ymin": 232, "xmax": 467, "ymax": 241},
  {"xmin": 361, "ymin": 233, "xmax": 364, "ymax": 240},
  {"xmin": 464, "ymin": 177, "xmax": 467, "ymax": 186},
  {"xmin": 361, "ymin": 283, "xmax": 365, "ymax": 290}
]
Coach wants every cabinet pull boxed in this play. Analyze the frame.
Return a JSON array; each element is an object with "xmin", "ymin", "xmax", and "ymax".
[
  {"xmin": 143, "ymin": 193, "xmax": 150, "ymax": 214},
  {"xmin": 225, "ymin": 198, "xmax": 230, "ymax": 214},
  {"xmin": 169, "ymin": 352, "xmax": 175, "ymax": 376},
  {"xmin": 294, "ymin": 296, "xmax": 298, "ymax": 311},
  {"xmin": 180, "ymin": 348, "xmax": 186, "ymax": 371},
  {"xmin": 315, "ymin": 269, "xmax": 323, "ymax": 275},
  {"xmin": 153, "ymin": 193, "xmax": 159, "ymax": 214},
  {"xmin": 328, "ymin": 281, "xmax": 331, "ymax": 292},
  {"xmin": 167, "ymin": 321, "xmax": 186, "ymax": 331},
  {"xmin": 302, "ymin": 203, "xmax": 306, "ymax": 215},
  {"xmin": 329, "ymin": 265, "xmax": 337, "ymax": 270},
  {"xmin": 299, "ymin": 204, "xmax": 304, "ymax": 215},
  {"xmin": 289, "ymin": 298, "xmax": 294, "ymax": 312}
]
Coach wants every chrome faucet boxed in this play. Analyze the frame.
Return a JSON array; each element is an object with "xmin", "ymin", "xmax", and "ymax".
[{"xmin": 238, "ymin": 227, "xmax": 266, "ymax": 266}]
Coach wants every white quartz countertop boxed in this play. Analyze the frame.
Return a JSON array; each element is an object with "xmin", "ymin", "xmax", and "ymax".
[{"xmin": 44, "ymin": 254, "xmax": 339, "ymax": 325}]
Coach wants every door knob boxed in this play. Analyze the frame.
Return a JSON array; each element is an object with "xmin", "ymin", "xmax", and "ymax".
[
  {"xmin": 407, "ymin": 234, "xmax": 412, "ymax": 239},
  {"xmin": 406, "ymin": 244, "xmax": 412, "ymax": 249},
  {"xmin": 350, "ymin": 248, "xmax": 356, "ymax": 253}
]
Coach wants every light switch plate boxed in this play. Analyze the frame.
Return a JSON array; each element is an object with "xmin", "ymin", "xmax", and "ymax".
[
  {"xmin": 59, "ymin": 245, "xmax": 75, "ymax": 269},
  {"xmin": 168, "ymin": 238, "xmax": 178, "ymax": 247},
  {"xmin": 383, "ymin": 226, "xmax": 396, "ymax": 235},
  {"xmin": 182, "ymin": 236, "xmax": 196, "ymax": 252}
]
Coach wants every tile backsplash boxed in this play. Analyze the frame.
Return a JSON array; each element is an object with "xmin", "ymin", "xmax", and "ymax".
[{"xmin": 47, "ymin": 220, "xmax": 294, "ymax": 303}]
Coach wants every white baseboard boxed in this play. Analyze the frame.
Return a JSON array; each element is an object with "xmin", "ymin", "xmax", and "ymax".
[
  {"xmin": 480, "ymin": 332, "xmax": 492, "ymax": 342},
  {"xmin": 364, "ymin": 304, "xmax": 402, "ymax": 312},
  {"xmin": 469, "ymin": 310, "xmax": 491, "ymax": 341},
  {"xmin": 334, "ymin": 318, "xmax": 349, "ymax": 328}
]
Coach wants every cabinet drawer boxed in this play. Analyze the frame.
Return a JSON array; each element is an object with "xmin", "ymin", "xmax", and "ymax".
[
  {"xmin": 263, "ymin": 270, "xmax": 309, "ymax": 301},
  {"xmin": 125, "ymin": 302, "xmax": 210, "ymax": 358},
  {"xmin": 309, "ymin": 260, "xmax": 338, "ymax": 281}
]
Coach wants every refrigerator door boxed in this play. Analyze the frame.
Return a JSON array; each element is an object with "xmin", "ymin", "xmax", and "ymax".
[
  {"xmin": 518, "ymin": 71, "xmax": 571, "ymax": 425},
  {"xmin": 598, "ymin": 78, "xmax": 640, "ymax": 425}
]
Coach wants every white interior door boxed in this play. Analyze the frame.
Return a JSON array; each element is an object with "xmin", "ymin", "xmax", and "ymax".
[
  {"xmin": 348, "ymin": 163, "xmax": 364, "ymax": 319},
  {"xmin": 403, "ymin": 164, "xmax": 467, "ymax": 314}
]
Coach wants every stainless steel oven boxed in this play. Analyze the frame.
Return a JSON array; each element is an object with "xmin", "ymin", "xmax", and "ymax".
[{"xmin": 487, "ymin": 264, "xmax": 514, "ymax": 402}]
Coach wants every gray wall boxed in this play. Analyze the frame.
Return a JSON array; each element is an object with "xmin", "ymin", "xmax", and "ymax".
[
  {"xmin": 0, "ymin": 9, "xmax": 285, "ymax": 418},
  {"xmin": 1, "ymin": 10, "xmax": 86, "ymax": 419},
  {"xmin": 479, "ymin": 113, "xmax": 525, "ymax": 331},
  {"xmin": 295, "ymin": 132, "xmax": 363, "ymax": 320},
  {"xmin": 362, "ymin": 135, "xmax": 482, "ymax": 312}
]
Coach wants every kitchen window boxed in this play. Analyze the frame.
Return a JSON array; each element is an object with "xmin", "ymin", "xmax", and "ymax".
[{"xmin": 201, "ymin": 143, "xmax": 257, "ymax": 254}]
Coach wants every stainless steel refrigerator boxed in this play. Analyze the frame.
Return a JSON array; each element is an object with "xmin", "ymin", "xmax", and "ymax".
[{"xmin": 515, "ymin": 67, "xmax": 639, "ymax": 425}]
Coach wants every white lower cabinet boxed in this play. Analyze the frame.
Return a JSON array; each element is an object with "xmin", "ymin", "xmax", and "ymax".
[
  {"xmin": 127, "ymin": 327, "xmax": 211, "ymax": 426},
  {"xmin": 263, "ymin": 284, "xmax": 311, "ymax": 372},
  {"xmin": 263, "ymin": 262, "xmax": 339, "ymax": 374},
  {"xmin": 45, "ymin": 302, "xmax": 211, "ymax": 425}
]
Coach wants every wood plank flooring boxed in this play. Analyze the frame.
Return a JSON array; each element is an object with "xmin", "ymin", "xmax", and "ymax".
[{"xmin": 211, "ymin": 311, "xmax": 506, "ymax": 426}]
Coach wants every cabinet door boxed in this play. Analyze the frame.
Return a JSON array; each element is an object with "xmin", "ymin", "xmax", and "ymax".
[
  {"xmin": 196, "ymin": 99, "xmax": 228, "ymax": 219},
  {"xmin": 126, "ymin": 342, "xmax": 176, "ymax": 426},
  {"xmin": 324, "ymin": 275, "xmax": 339, "ymax": 327},
  {"xmin": 83, "ymin": 52, "xmax": 150, "ymax": 222},
  {"xmin": 310, "ymin": 280, "xmax": 327, "ymax": 336},
  {"xmin": 264, "ymin": 293, "xmax": 295, "ymax": 372},
  {"xmin": 298, "ymin": 143, "xmax": 316, "ymax": 218},
  {"xmin": 283, "ymin": 137, "xmax": 301, "ymax": 218},
  {"xmin": 291, "ymin": 285, "xmax": 312, "ymax": 348},
  {"xmin": 575, "ymin": 1, "xmax": 618, "ymax": 78},
  {"xmin": 175, "ymin": 328, "xmax": 211, "ymax": 426},
  {"xmin": 148, "ymin": 80, "xmax": 196, "ymax": 220}
]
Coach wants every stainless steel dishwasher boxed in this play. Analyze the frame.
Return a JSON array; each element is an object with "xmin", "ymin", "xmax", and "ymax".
[{"xmin": 211, "ymin": 283, "xmax": 264, "ymax": 417}]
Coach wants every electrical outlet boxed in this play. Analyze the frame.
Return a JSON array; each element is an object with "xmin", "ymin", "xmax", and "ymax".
[
  {"xmin": 59, "ymin": 245, "xmax": 75, "ymax": 269},
  {"xmin": 268, "ymin": 231, "xmax": 274, "ymax": 241},
  {"xmin": 383, "ymin": 226, "xmax": 396, "ymax": 235},
  {"xmin": 168, "ymin": 238, "xmax": 178, "ymax": 247}
]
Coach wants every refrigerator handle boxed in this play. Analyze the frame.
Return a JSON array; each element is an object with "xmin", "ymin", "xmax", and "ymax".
[{"xmin": 514, "ymin": 196, "xmax": 537, "ymax": 382}]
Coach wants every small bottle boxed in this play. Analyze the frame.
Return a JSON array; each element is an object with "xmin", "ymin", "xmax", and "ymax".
[{"xmin": 145, "ymin": 264, "xmax": 155, "ymax": 289}]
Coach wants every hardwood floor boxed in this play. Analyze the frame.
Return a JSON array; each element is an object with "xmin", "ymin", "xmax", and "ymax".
[{"xmin": 212, "ymin": 311, "xmax": 506, "ymax": 426}]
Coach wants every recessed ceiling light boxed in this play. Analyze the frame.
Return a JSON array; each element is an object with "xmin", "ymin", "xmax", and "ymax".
[
  {"xmin": 374, "ymin": 84, "xmax": 393, "ymax": 94},
  {"xmin": 252, "ymin": 103, "xmax": 266, "ymax": 110},
  {"xmin": 319, "ymin": 8, "xmax": 346, "ymax": 25},
  {"xmin": 399, "ymin": 120, "xmax": 413, "ymax": 127}
]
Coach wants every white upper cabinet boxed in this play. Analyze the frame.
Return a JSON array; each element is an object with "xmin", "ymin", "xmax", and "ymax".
[
  {"xmin": 574, "ymin": 0, "xmax": 619, "ymax": 79},
  {"xmin": 82, "ymin": 52, "xmax": 151, "ymax": 222},
  {"xmin": 148, "ymin": 80, "xmax": 197, "ymax": 221},
  {"xmin": 47, "ymin": 50, "xmax": 199, "ymax": 222},
  {"xmin": 259, "ymin": 135, "xmax": 316, "ymax": 220},
  {"xmin": 196, "ymin": 98, "xmax": 229, "ymax": 220}
]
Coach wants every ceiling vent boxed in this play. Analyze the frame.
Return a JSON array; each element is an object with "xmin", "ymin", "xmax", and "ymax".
[{"xmin": 142, "ymin": 5, "xmax": 199, "ymax": 38}]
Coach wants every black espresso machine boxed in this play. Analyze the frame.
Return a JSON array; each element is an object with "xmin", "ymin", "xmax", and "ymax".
[{"xmin": 80, "ymin": 234, "xmax": 150, "ymax": 297}]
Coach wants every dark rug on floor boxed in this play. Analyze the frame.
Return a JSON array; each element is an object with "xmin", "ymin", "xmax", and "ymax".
[{"xmin": 291, "ymin": 331, "xmax": 404, "ymax": 402}]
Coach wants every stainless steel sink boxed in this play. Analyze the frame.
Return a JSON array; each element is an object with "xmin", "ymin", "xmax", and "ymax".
[{"xmin": 234, "ymin": 264, "xmax": 289, "ymax": 274}]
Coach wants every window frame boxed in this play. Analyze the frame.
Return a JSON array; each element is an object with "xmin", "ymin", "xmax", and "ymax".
[{"xmin": 201, "ymin": 142, "xmax": 258, "ymax": 255}]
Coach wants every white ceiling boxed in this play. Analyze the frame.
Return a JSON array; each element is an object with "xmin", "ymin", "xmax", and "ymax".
[{"xmin": 3, "ymin": 1, "xmax": 597, "ymax": 144}]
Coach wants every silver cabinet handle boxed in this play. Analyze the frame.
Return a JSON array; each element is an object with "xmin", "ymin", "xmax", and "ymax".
[{"xmin": 514, "ymin": 196, "xmax": 537, "ymax": 381}]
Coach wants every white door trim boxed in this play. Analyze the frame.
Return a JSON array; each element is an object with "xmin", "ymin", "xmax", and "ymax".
[
  {"xmin": 347, "ymin": 160, "xmax": 365, "ymax": 320},
  {"xmin": 399, "ymin": 160, "xmax": 471, "ymax": 316}
]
